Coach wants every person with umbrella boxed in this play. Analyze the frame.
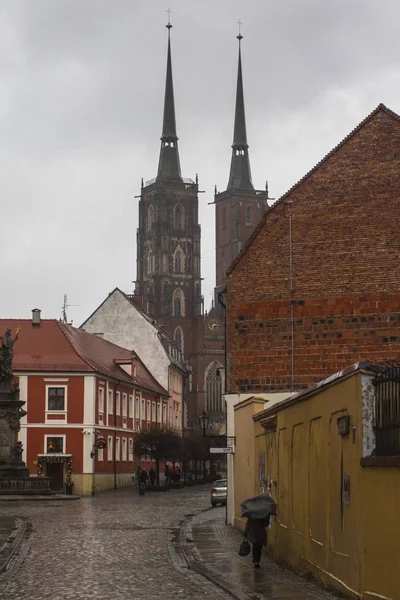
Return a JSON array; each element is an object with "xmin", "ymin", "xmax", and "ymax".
[{"xmin": 241, "ymin": 493, "xmax": 277, "ymax": 569}]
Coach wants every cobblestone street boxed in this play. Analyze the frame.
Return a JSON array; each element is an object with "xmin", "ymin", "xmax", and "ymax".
[
  {"xmin": 0, "ymin": 486, "xmax": 339, "ymax": 600},
  {"xmin": 0, "ymin": 487, "xmax": 230, "ymax": 600}
]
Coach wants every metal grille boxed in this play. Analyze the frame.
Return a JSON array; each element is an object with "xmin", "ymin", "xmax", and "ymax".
[{"xmin": 373, "ymin": 366, "xmax": 400, "ymax": 456}]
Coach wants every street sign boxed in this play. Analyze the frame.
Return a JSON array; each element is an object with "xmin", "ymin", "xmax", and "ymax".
[{"xmin": 210, "ymin": 447, "xmax": 233, "ymax": 454}]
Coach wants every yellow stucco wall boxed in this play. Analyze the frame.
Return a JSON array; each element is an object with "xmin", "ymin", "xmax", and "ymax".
[
  {"xmin": 234, "ymin": 373, "xmax": 400, "ymax": 600},
  {"xmin": 233, "ymin": 397, "xmax": 265, "ymax": 531}
]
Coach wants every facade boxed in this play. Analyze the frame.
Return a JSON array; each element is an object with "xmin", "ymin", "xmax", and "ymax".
[
  {"xmin": 225, "ymin": 104, "xmax": 400, "ymax": 395},
  {"xmin": 2, "ymin": 312, "xmax": 169, "ymax": 496},
  {"xmin": 233, "ymin": 363, "xmax": 400, "ymax": 600},
  {"xmin": 81, "ymin": 287, "xmax": 185, "ymax": 432}
]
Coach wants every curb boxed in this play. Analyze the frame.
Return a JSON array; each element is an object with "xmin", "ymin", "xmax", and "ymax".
[
  {"xmin": 0, "ymin": 518, "xmax": 29, "ymax": 574},
  {"xmin": 0, "ymin": 494, "xmax": 80, "ymax": 502},
  {"xmin": 179, "ymin": 509, "xmax": 256, "ymax": 600}
]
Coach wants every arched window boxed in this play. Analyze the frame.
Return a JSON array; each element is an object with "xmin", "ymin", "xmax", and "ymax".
[
  {"xmin": 162, "ymin": 254, "xmax": 169, "ymax": 274},
  {"xmin": 173, "ymin": 289, "xmax": 184, "ymax": 317},
  {"xmin": 174, "ymin": 326, "xmax": 184, "ymax": 354},
  {"xmin": 173, "ymin": 246, "xmax": 184, "ymax": 274},
  {"xmin": 246, "ymin": 205, "xmax": 253, "ymax": 226},
  {"xmin": 147, "ymin": 205, "xmax": 154, "ymax": 230},
  {"xmin": 174, "ymin": 204, "xmax": 184, "ymax": 230},
  {"xmin": 205, "ymin": 362, "xmax": 224, "ymax": 413},
  {"xmin": 147, "ymin": 249, "xmax": 154, "ymax": 275}
]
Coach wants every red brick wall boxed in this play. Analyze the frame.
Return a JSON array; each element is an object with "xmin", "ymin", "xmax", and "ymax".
[{"xmin": 226, "ymin": 108, "xmax": 400, "ymax": 393}]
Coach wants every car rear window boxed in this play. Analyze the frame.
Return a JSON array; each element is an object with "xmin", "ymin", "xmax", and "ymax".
[{"xmin": 214, "ymin": 480, "xmax": 227, "ymax": 488}]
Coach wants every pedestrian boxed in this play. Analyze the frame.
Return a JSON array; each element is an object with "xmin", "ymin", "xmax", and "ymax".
[
  {"xmin": 244, "ymin": 516, "xmax": 270, "ymax": 569},
  {"xmin": 149, "ymin": 467, "xmax": 156, "ymax": 485},
  {"xmin": 140, "ymin": 468, "xmax": 148, "ymax": 486},
  {"xmin": 164, "ymin": 463, "xmax": 169, "ymax": 483},
  {"xmin": 174, "ymin": 465, "xmax": 180, "ymax": 482},
  {"xmin": 136, "ymin": 466, "xmax": 142, "ymax": 486}
]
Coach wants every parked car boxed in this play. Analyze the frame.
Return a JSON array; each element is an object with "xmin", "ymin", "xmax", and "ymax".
[{"xmin": 211, "ymin": 479, "xmax": 227, "ymax": 506}]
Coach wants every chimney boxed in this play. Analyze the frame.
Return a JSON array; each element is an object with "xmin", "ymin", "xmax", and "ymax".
[{"xmin": 32, "ymin": 308, "xmax": 41, "ymax": 326}]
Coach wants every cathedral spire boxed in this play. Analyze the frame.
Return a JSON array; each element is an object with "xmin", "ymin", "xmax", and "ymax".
[
  {"xmin": 227, "ymin": 30, "xmax": 254, "ymax": 191},
  {"xmin": 157, "ymin": 18, "xmax": 182, "ymax": 182}
]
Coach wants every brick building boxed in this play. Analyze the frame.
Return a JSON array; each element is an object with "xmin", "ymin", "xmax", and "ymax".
[
  {"xmin": 225, "ymin": 104, "xmax": 400, "ymax": 394},
  {"xmin": 2, "ymin": 312, "xmax": 169, "ymax": 495}
]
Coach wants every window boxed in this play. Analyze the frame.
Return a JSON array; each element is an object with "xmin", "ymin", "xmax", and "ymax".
[
  {"xmin": 129, "ymin": 395, "xmax": 133, "ymax": 418},
  {"xmin": 147, "ymin": 205, "xmax": 154, "ymax": 230},
  {"xmin": 205, "ymin": 362, "xmax": 224, "ymax": 413},
  {"xmin": 174, "ymin": 251, "xmax": 182, "ymax": 273},
  {"xmin": 157, "ymin": 402, "xmax": 161, "ymax": 423},
  {"xmin": 122, "ymin": 393, "xmax": 127, "ymax": 417},
  {"xmin": 128, "ymin": 439, "xmax": 134, "ymax": 461},
  {"xmin": 147, "ymin": 249, "xmax": 154, "ymax": 275},
  {"xmin": 147, "ymin": 400, "xmax": 151, "ymax": 421},
  {"xmin": 115, "ymin": 437, "xmax": 120, "ymax": 461},
  {"xmin": 135, "ymin": 397, "xmax": 140, "ymax": 421},
  {"xmin": 373, "ymin": 365, "xmax": 400, "ymax": 456},
  {"xmin": 107, "ymin": 436, "xmax": 113, "ymax": 461},
  {"xmin": 97, "ymin": 448, "xmax": 104, "ymax": 462},
  {"xmin": 98, "ymin": 388, "xmax": 104, "ymax": 413},
  {"xmin": 163, "ymin": 404, "xmax": 167, "ymax": 425},
  {"xmin": 122, "ymin": 438, "xmax": 127, "ymax": 461},
  {"xmin": 162, "ymin": 254, "xmax": 169, "ymax": 273},
  {"xmin": 174, "ymin": 204, "xmax": 184, "ymax": 230},
  {"xmin": 116, "ymin": 391, "xmax": 121, "ymax": 416},
  {"xmin": 108, "ymin": 390, "xmax": 113, "ymax": 414},
  {"xmin": 173, "ymin": 289, "xmax": 184, "ymax": 317},
  {"xmin": 152, "ymin": 401, "xmax": 156, "ymax": 422},
  {"xmin": 47, "ymin": 387, "xmax": 65, "ymax": 411},
  {"xmin": 141, "ymin": 399, "xmax": 145, "ymax": 420},
  {"xmin": 174, "ymin": 326, "xmax": 184, "ymax": 353},
  {"xmin": 46, "ymin": 436, "xmax": 64, "ymax": 453},
  {"xmin": 246, "ymin": 205, "xmax": 254, "ymax": 226}
]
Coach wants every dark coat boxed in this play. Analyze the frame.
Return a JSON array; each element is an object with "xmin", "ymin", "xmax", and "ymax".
[{"xmin": 244, "ymin": 517, "xmax": 269, "ymax": 546}]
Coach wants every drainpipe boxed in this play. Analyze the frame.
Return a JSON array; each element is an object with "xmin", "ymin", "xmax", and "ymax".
[{"xmin": 114, "ymin": 381, "xmax": 120, "ymax": 491}]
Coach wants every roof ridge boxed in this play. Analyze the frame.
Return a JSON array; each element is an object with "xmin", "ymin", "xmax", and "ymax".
[
  {"xmin": 56, "ymin": 321, "xmax": 97, "ymax": 373},
  {"xmin": 227, "ymin": 103, "xmax": 400, "ymax": 276}
]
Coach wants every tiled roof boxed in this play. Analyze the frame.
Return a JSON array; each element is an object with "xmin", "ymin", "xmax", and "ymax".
[
  {"xmin": 0, "ymin": 319, "xmax": 168, "ymax": 396},
  {"xmin": 227, "ymin": 103, "xmax": 400, "ymax": 276}
]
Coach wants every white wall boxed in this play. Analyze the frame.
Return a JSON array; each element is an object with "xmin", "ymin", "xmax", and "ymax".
[{"xmin": 82, "ymin": 289, "xmax": 169, "ymax": 390}]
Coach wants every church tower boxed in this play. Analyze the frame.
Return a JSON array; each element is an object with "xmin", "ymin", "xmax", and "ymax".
[
  {"xmin": 214, "ymin": 32, "xmax": 269, "ymax": 289},
  {"xmin": 135, "ymin": 21, "xmax": 203, "ymax": 425}
]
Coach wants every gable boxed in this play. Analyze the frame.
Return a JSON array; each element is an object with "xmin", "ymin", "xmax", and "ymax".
[{"xmin": 227, "ymin": 104, "xmax": 400, "ymax": 300}]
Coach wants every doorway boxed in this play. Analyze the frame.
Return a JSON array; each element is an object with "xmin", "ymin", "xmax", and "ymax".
[{"xmin": 46, "ymin": 462, "xmax": 64, "ymax": 491}]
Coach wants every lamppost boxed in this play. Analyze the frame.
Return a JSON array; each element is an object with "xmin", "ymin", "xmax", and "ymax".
[{"xmin": 198, "ymin": 409, "xmax": 209, "ymax": 437}]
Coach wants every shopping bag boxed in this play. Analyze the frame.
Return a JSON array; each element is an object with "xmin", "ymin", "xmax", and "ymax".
[{"xmin": 238, "ymin": 538, "xmax": 251, "ymax": 557}]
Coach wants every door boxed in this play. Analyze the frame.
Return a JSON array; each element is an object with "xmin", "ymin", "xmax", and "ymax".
[{"xmin": 46, "ymin": 462, "xmax": 64, "ymax": 491}]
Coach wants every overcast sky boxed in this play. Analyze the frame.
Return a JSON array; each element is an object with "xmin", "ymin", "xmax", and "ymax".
[{"xmin": 1, "ymin": 0, "xmax": 399, "ymax": 326}]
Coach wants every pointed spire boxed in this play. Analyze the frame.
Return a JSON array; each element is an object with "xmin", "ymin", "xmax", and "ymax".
[
  {"xmin": 227, "ymin": 29, "xmax": 254, "ymax": 191},
  {"xmin": 157, "ymin": 18, "xmax": 182, "ymax": 182}
]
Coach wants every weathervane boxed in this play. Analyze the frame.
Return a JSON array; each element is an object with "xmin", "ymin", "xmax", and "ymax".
[
  {"xmin": 166, "ymin": 7, "xmax": 172, "ymax": 29},
  {"xmin": 237, "ymin": 18, "xmax": 243, "ymax": 41}
]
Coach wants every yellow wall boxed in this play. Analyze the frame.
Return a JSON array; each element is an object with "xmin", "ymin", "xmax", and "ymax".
[
  {"xmin": 234, "ymin": 373, "xmax": 400, "ymax": 600},
  {"xmin": 233, "ymin": 397, "xmax": 265, "ymax": 530}
]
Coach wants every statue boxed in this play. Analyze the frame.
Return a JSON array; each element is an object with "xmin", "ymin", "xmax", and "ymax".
[{"xmin": 0, "ymin": 328, "xmax": 20, "ymax": 381}]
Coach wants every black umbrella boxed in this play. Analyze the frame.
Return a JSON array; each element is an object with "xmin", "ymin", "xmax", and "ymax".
[{"xmin": 241, "ymin": 493, "xmax": 277, "ymax": 520}]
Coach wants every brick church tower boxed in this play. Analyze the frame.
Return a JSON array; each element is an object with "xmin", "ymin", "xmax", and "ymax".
[
  {"xmin": 135, "ymin": 22, "xmax": 204, "ymax": 426},
  {"xmin": 214, "ymin": 33, "xmax": 269, "ymax": 291}
]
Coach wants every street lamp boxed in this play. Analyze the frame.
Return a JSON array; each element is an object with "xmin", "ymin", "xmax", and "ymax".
[{"xmin": 198, "ymin": 409, "xmax": 209, "ymax": 437}]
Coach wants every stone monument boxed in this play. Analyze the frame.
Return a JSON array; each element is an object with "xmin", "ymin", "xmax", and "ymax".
[{"xmin": 0, "ymin": 328, "xmax": 50, "ymax": 494}]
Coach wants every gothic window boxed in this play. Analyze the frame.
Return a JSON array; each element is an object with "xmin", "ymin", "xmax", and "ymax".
[
  {"xmin": 174, "ymin": 326, "xmax": 184, "ymax": 354},
  {"xmin": 147, "ymin": 249, "xmax": 154, "ymax": 275},
  {"xmin": 205, "ymin": 362, "xmax": 223, "ymax": 413},
  {"xmin": 174, "ymin": 204, "xmax": 184, "ymax": 230},
  {"xmin": 173, "ymin": 246, "xmax": 184, "ymax": 274},
  {"xmin": 173, "ymin": 288, "xmax": 184, "ymax": 317},
  {"xmin": 246, "ymin": 205, "xmax": 253, "ymax": 226},
  {"xmin": 162, "ymin": 254, "xmax": 169, "ymax": 274},
  {"xmin": 147, "ymin": 205, "xmax": 154, "ymax": 231}
]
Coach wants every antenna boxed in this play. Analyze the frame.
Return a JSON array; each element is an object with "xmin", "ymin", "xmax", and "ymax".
[{"xmin": 61, "ymin": 294, "xmax": 80, "ymax": 324}]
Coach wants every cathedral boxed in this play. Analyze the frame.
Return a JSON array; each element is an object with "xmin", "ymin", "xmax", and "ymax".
[{"xmin": 134, "ymin": 23, "xmax": 268, "ymax": 429}]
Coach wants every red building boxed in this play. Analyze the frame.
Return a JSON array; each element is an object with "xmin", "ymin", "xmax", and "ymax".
[{"xmin": 1, "ymin": 311, "xmax": 169, "ymax": 495}]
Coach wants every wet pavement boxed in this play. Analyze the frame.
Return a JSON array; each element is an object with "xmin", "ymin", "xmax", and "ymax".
[{"xmin": 0, "ymin": 486, "xmax": 340, "ymax": 600}]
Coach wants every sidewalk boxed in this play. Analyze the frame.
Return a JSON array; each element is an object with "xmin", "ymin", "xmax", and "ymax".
[{"xmin": 184, "ymin": 509, "xmax": 340, "ymax": 600}]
